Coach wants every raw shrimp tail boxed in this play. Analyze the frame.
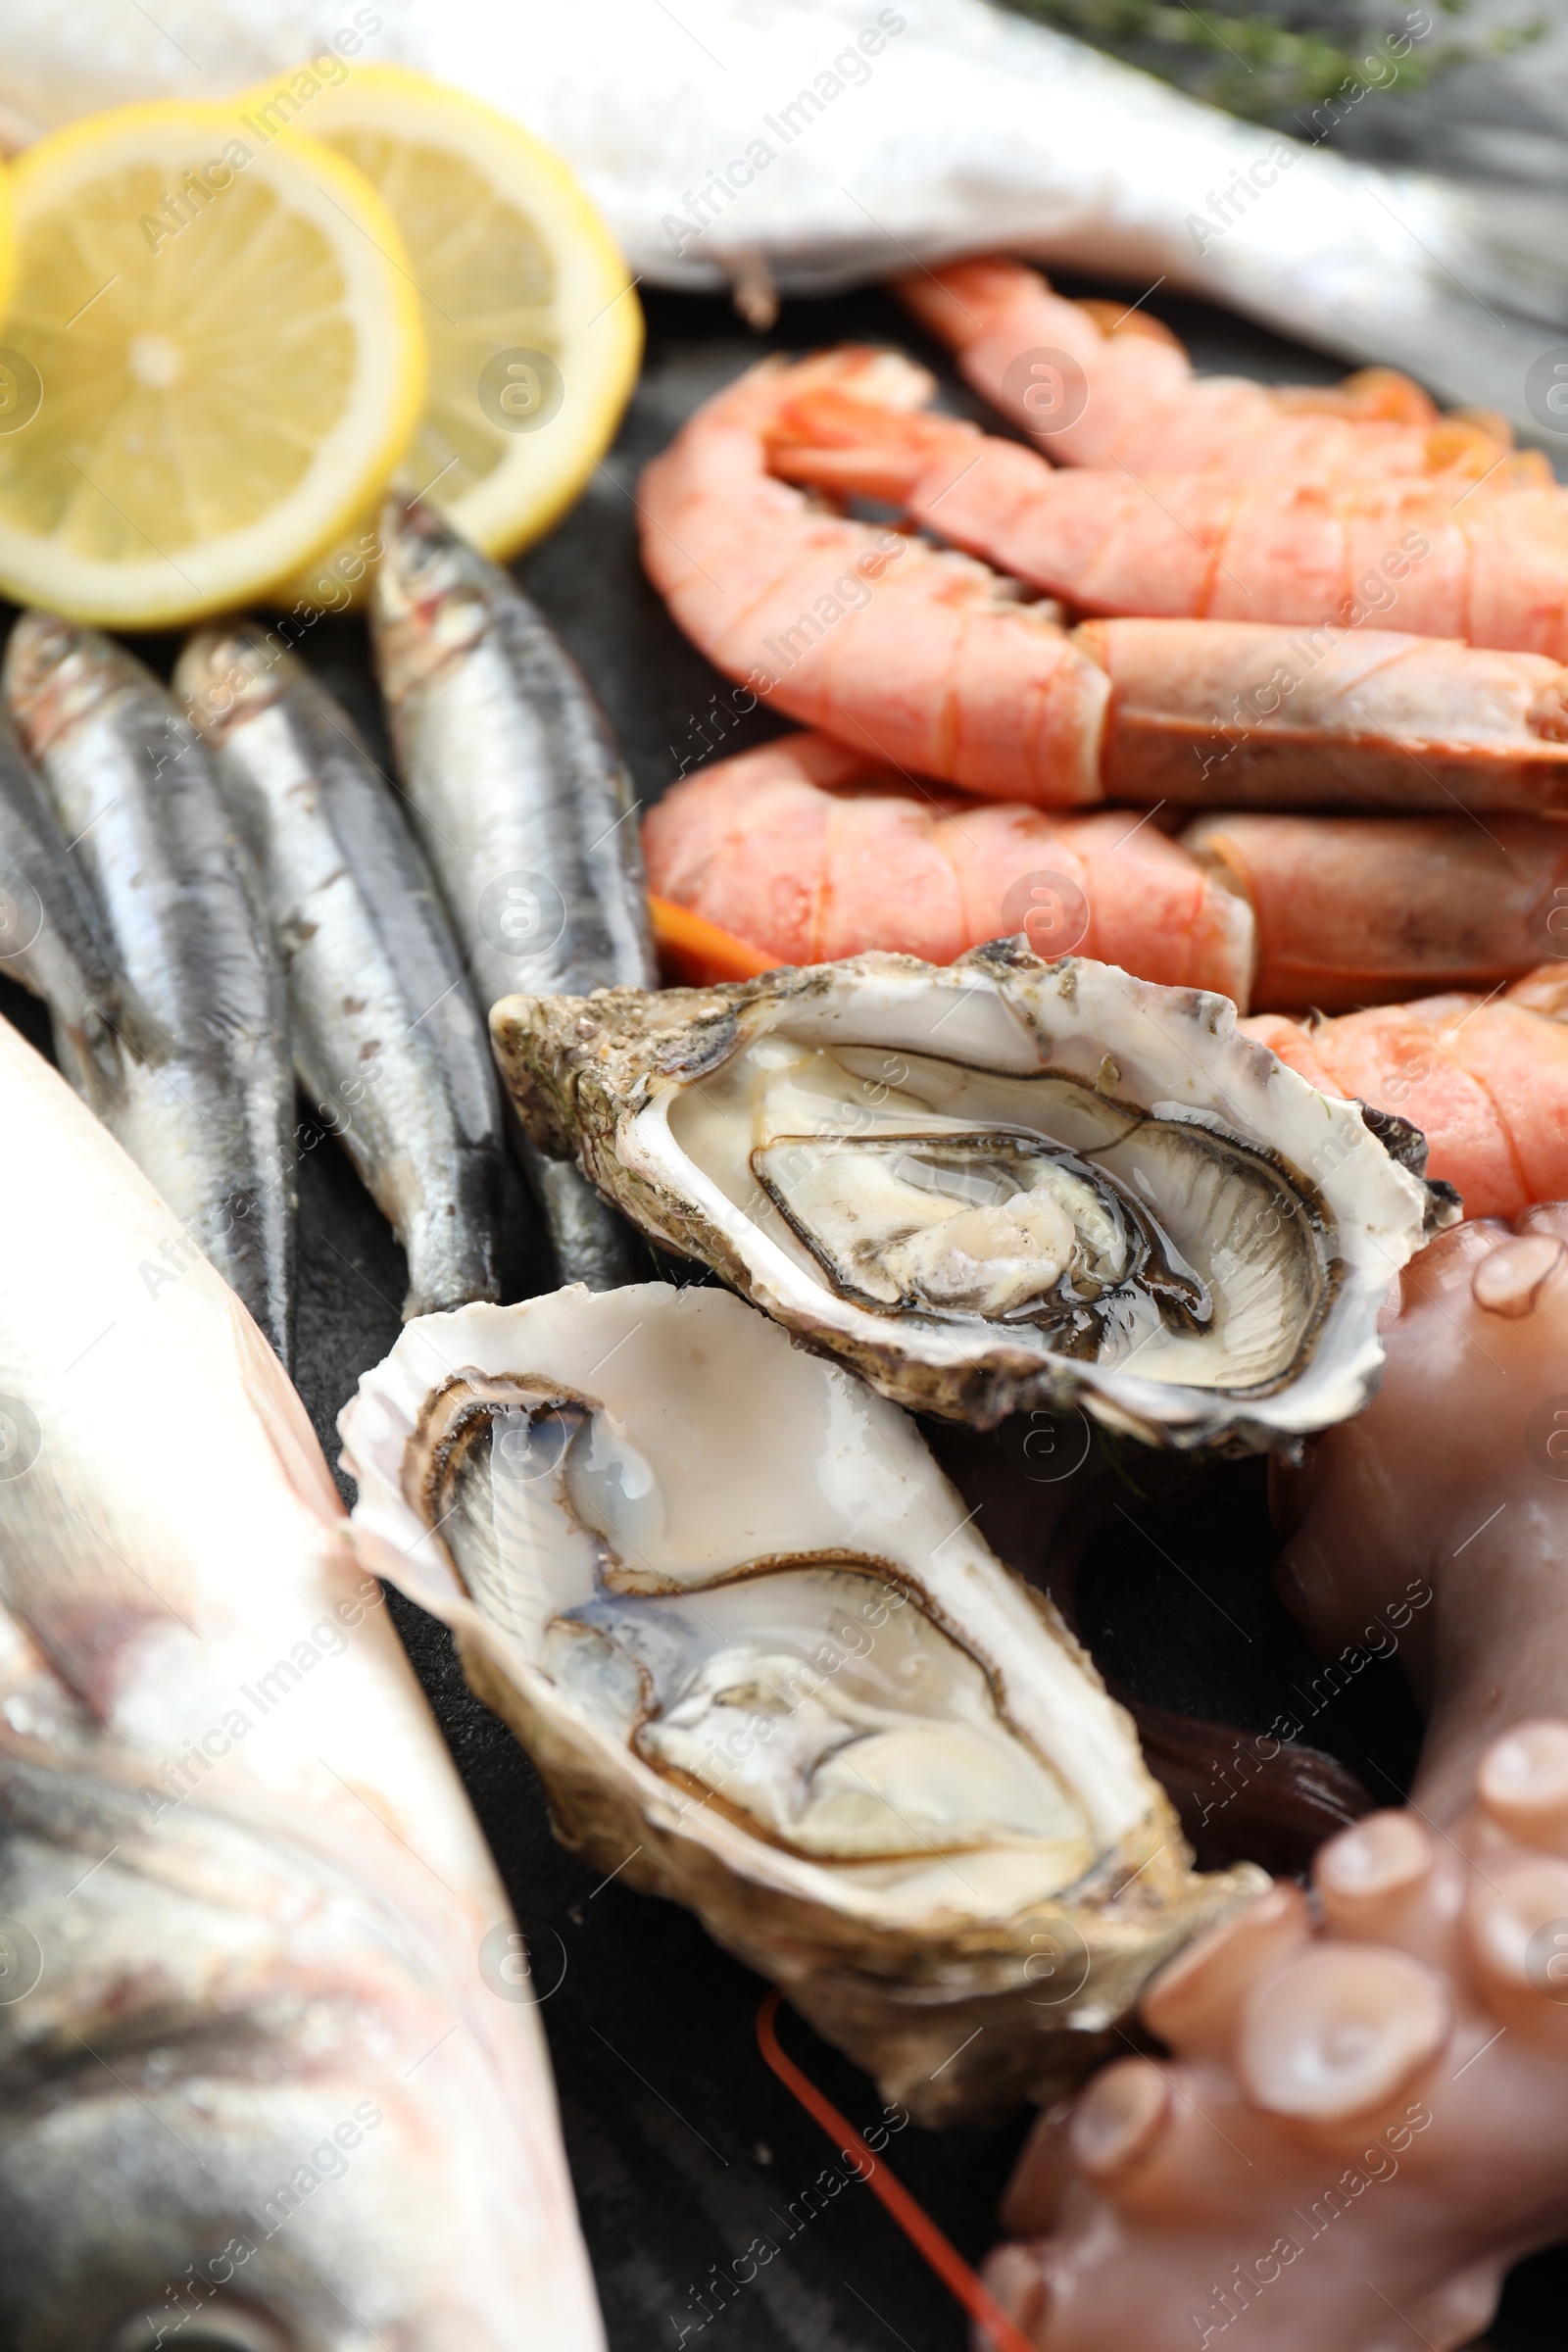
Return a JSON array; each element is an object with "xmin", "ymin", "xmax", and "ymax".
[{"xmin": 643, "ymin": 731, "xmax": 1257, "ymax": 998}]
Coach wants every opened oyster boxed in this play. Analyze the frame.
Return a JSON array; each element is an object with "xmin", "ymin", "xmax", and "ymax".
[
  {"xmin": 491, "ymin": 945, "xmax": 1446, "ymax": 1446},
  {"xmin": 341, "ymin": 1282, "xmax": 1260, "ymax": 2123}
]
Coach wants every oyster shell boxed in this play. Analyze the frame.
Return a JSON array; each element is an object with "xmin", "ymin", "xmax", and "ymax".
[
  {"xmin": 340, "ymin": 1282, "xmax": 1261, "ymax": 2124},
  {"xmin": 491, "ymin": 945, "xmax": 1446, "ymax": 1446}
]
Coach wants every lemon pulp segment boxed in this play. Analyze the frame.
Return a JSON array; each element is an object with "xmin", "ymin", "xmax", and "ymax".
[
  {"xmin": 261, "ymin": 65, "xmax": 641, "ymax": 595},
  {"xmin": 0, "ymin": 102, "xmax": 427, "ymax": 626}
]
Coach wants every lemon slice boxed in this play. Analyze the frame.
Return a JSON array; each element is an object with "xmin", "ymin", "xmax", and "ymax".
[
  {"xmin": 0, "ymin": 165, "xmax": 19, "ymax": 362},
  {"xmin": 255, "ymin": 64, "xmax": 641, "ymax": 599},
  {"xmin": 0, "ymin": 100, "xmax": 426, "ymax": 628}
]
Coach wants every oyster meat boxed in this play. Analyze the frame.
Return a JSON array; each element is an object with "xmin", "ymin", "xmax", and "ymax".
[
  {"xmin": 491, "ymin": 945, "xmax": 1447, "ymax": 1446},
  {"xmin": 341, "ymin": 1281, "xmax": 1261, "ymax": 2124}
]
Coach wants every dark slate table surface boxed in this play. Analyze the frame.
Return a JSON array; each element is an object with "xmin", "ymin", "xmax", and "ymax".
[{"xmin": 3, "ymin": 275, "xmax": 1562, "ymax": 2350}]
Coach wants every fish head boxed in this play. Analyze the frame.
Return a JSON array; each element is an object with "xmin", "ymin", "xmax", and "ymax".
[
  {"xmin": 0, "ymin": 1770, "xmax": 554, "ymax": 2352},
  {"xmin": 368, "ymin": 501, "xmax": 495, "ymax": 708},
  {"xmin": 175, "ymin": 625, "xmax": 291, "ymax": 750},
  {"xmin": 3, "ymin": 615, "xmax": 139, "ymax": 765},
  {"xmin": 3, "ymin": 616, "xmax": 200, "ymax": 784}
]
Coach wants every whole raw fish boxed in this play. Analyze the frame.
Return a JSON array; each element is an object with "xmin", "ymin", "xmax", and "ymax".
[
  {"xmin": 0, "ymin": 699, "xmax": 162, "ymax": 1119},
  {"xmin": 4, "ymin": 615, "xmax": 296, "ymax": 1363},
  {"xmin": 2, "ymin": 0, "xmax": 1567, "ymax": 426},
  {"xmin": 177, "ymin": 622, "xmax": 502, "ymax": 1319},
  {"xmin": 0, "ymin": 1009, "xmax": 604, "ymax": 2351},
  {"xmin": 369, "ymin": 498, "xmax": 657, "ymax": 1290}
]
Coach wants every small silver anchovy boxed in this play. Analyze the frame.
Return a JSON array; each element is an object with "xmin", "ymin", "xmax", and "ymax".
[
  {"xmin": 369, "ymin": 497, "xmax": 658, "ymax": 1291},
  {"xmin": 4, "ymin": 612, "xmax": 295, "ymax": 1364},
  {"xmin": 0, "ymin": 700, "xmax": 166, "ymax": 1120},
  {"xmin": 176, "ymin": 622, "xmax": 503, "ymax": 1320}
]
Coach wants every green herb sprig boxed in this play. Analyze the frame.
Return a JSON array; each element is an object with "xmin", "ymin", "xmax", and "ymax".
[{"xmin": 999, "ymin": 0, "xmax": 1544, "ymax": 126}]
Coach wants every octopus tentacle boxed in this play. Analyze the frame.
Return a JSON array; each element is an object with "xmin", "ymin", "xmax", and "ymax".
[{"xmin": 982, "ymin": 1208, "xmax": 1568, "ymax": 2349}]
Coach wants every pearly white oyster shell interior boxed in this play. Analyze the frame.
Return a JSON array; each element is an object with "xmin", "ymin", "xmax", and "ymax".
[
  {"xmin": 341, "ymin": 1281, "xmax": 1262, "ymax": 2122},
  {"xmin": 491, "ymin": 948, "xmax": 1445, "ymax": 1446}
]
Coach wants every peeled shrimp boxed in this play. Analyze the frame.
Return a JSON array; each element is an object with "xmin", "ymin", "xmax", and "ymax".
[
  {"xmin": 768, "ymin": 349, "xmax": 1568, "ymax": 661},
  {"xmin": 638, "ymin": 356, "xmax": 1568, "ymax": 816},
  {"xmin": 1246, "ymin": 970, "xmax": 1568, "ymax": 1219},
  {"xmin": 642, "ymin": 731, "xmax": 1568, "ymax": 1015},
  {"xmin": 896, "ymin": 255, "xmax": 1531, "ymax": 487}
]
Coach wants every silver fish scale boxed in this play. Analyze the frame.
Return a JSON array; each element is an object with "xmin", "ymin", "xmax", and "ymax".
[
  {"xmin": 372, "ymin": 501, "xmax": 658, "ymax": 1291},
  {"xmin": 180, "ymin": 627, "xmax": 503, "ymax": 1321},
  {"xmin": 380, "ymin": 588, "xmax": 654, "ymax": 1009},
  {"xmin": 0, "ymin": 703, "xmax": 146, "ymax": 1121},
  {"xmin": 464, "ymin": 594, "xmax": 655, "ymax": 1006},
  {"xmin": 4, "ymin": 620, "xmax": 295, "ymax": 1362},
  {"xmin": 0, "ymin": 1749, "xmax": 526, "ymax": 2352}
]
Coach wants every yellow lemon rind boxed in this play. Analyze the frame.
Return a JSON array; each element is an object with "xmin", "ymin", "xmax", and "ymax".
[
  {"xmin": 248, "ymin": 64, "xmax": 641, "ymax": 605},
  {"xmin": 0, "ymin": 100, "xmax": 427, "ymax": 628}
]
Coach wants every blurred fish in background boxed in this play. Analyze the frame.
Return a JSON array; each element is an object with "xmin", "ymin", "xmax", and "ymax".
[{"xmin": 0, "ymin": 0, "xmax": 1566, "ymax": 429}]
